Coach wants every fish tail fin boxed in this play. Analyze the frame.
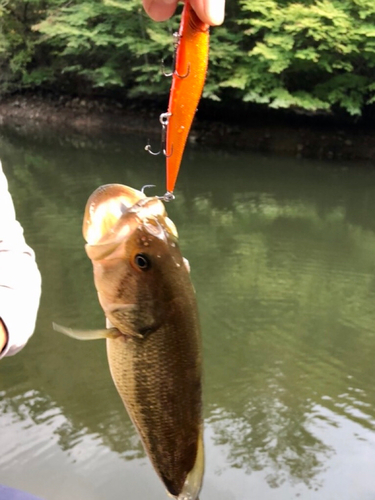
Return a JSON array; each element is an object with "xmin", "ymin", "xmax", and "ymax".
[{"xmin": 178, "ymin": 427, "xmax": 204, "ymax": 500}]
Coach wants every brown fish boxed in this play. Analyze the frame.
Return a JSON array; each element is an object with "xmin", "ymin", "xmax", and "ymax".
[{"xmin": 54, "ymin": 184, "xmax": 204, "ymax": 500}]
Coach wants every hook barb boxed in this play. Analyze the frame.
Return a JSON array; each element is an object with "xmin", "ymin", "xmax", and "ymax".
[
  {"xmin": 175, "ymin": 63, "xmax": 190, "ymax": 79},
  {"xmin": 145, "ymin": 142, "xmax": 161, "ymax": 155},
  {"xmin": 163, "ymin": 144, "xmax": 173, "ymax": 158},
  {"xmin": 161, "ymin": 59, "xmax": 173, "ymax": 78}
]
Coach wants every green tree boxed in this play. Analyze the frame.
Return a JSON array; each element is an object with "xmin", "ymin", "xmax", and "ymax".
[
  {"xmin": 0, "ymin": 0, "xmax": 54, "ymax": 91},
  {"xmin": 34, "ymin": 0, "xmax": 173, "ymax": 95},
  {"xmin": 223, "ymin": 0, "xmax": 375, "ymax": 115},
  {"xmin": 1, "ymin": 0, "xmax": 375, "ymax": 115}
]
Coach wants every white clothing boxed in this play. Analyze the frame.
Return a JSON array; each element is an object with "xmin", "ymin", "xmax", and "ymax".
[{"xmin": 0, "ymin": 160, "xmax": 41, "ymax": 358}]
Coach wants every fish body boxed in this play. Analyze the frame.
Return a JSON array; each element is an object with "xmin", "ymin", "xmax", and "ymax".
[
  {"xmin": 59, "ymin": 184, "xmax": 204, "ymax": 499},
  {"xmin": 165, "ymin": 1, "xmax": 210, "ymax": 194}
]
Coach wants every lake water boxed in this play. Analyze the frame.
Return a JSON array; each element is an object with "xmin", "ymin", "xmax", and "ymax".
[{"xmin": 1, "ymin": 126, "xmax": 375, "ymax": 500}]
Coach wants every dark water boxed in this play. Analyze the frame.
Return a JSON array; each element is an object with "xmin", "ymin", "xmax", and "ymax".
[{"xmin": 1, "ymin": 127, "xmax": 375, "ymax": 500}]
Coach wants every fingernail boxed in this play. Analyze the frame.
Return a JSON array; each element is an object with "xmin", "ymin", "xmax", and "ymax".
[
  {"xmin": 144, "ymin": 0, "xmax": 177, "ymax": 21},
  {"xmin": 205, "ymin": 0, "xmax": 225, "ymax": 25}
]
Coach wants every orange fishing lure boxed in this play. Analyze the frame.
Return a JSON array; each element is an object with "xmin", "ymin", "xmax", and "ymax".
[{"xmin": 165, "ymin": 0, "xmax": 210, "ymax": 195}]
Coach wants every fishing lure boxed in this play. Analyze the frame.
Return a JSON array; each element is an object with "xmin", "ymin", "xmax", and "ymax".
[{"xmin": 146, "ymin": 0, "xmax": 210, "ymax": 199}]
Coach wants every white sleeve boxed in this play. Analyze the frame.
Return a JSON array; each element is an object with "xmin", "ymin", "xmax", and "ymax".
[{"xmin": 0, "ymin": 160, "xmax": 42, "ymax": 358}]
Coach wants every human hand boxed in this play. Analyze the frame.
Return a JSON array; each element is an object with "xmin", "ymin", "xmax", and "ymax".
[
  {"xmin": 143, "ymin": 0, "xmax": 225, "ymax": 26},
  {"xmin": 0, "ymin": 319, "xmax": 8, "ymax": 354}
]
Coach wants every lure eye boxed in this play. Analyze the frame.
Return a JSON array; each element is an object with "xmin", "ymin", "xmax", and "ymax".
[{"xmin": 134, "ymin": 253, "xmax": 150, "ymax": 271}]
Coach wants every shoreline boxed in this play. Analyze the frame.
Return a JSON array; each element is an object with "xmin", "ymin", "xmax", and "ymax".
[{"xmin": 0, "ymin": 94, "xmax": 374, "ymax": 162}]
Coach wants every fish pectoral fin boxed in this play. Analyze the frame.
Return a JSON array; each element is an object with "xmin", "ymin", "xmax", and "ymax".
[
  {"xmin": 106, "ymin": 303, "xmax": 163, "ymax": 339},
  {"xmin": 183, "ymin": 257, "xmax": 190, "ymax": 273},
  {"xmin": 52, "ymin": 322, "xmax": 121, "ymax": 340}
]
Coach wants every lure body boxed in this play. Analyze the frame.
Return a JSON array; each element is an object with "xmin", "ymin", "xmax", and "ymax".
[{"xmin": 165, "ymin": 1, "xmax": 210, "ymax": 194}]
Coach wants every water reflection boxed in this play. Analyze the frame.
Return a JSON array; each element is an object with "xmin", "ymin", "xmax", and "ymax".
[{"xmin": 0, "ymin": 127, "xmax": 375, "ymax": 499}]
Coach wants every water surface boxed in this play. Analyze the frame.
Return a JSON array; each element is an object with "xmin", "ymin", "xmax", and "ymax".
[{"xmin": 1, "ymin": 127, "xmax": 375, "ymax": 500}]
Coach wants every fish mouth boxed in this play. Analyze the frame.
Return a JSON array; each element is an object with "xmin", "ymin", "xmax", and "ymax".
[
  {"xmin": 129, "ymin": 197, "xmax": 178, "ymax": 241},
  {"xmin": 83, "ymin": 184, "xmax": 146, "ymax": 244},
  {"xmin": 84, "ymin": 184, "xmax": 178, "ymax": 246}
]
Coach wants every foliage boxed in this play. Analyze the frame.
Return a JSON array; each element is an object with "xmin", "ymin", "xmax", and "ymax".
[
  {"xmin": 33, "ymin": 0, "xmax": 174, "ymax": 94},
  {"xmin": 0, "ymin": 1, "xmax": 49, "ymax": 92},
  {"xmin": 237, "ymin": 0, "xmax": 375, "ymax": 115},
  {"xmin": 1, "ymin": 0, "xmax": 375, "ymax": 115}
]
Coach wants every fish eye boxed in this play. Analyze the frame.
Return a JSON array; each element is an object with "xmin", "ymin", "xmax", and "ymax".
[{"xmin": 134, "ymin": 253, "xmax": 150, "ymax": 271}]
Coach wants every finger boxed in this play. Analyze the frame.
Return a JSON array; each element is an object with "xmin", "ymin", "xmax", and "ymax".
[
  {"xmin": 190, "ymin": 0, "xmax": 225, "ymax": 26},
  {"xmin": 142, "ymin": 0, "xmax": 179, "ymax": 22}
]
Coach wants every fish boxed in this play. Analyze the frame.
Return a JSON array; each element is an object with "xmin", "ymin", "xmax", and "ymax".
[
  {"xmin": 54, "ymin": 184, "xmax": 204, "ymax": 500},
  {"xmin": 165, "ymin": 0, "xmax": 210, "ymax": 194}
]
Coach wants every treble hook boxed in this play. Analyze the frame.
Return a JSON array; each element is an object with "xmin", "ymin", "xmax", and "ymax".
[
  {"xmin": 145, "ymin": 112, "xmax": 173, "ymax": 157},
  {"xmin": 161, "ymin": 32, "xmax": 190, "ymax": 79},
  {"xmin": 141, "ymin": 185, "xmax": 175, "ymax": 202},
  {"xmin": 161, "ymin": 32, "xmax": 180, "ymax": 77}
]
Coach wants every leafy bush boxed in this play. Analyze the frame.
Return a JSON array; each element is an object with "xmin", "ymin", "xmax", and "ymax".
[{"xmin": 232, "ymin": 0, "xmax": 375, "ymax": 114}]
